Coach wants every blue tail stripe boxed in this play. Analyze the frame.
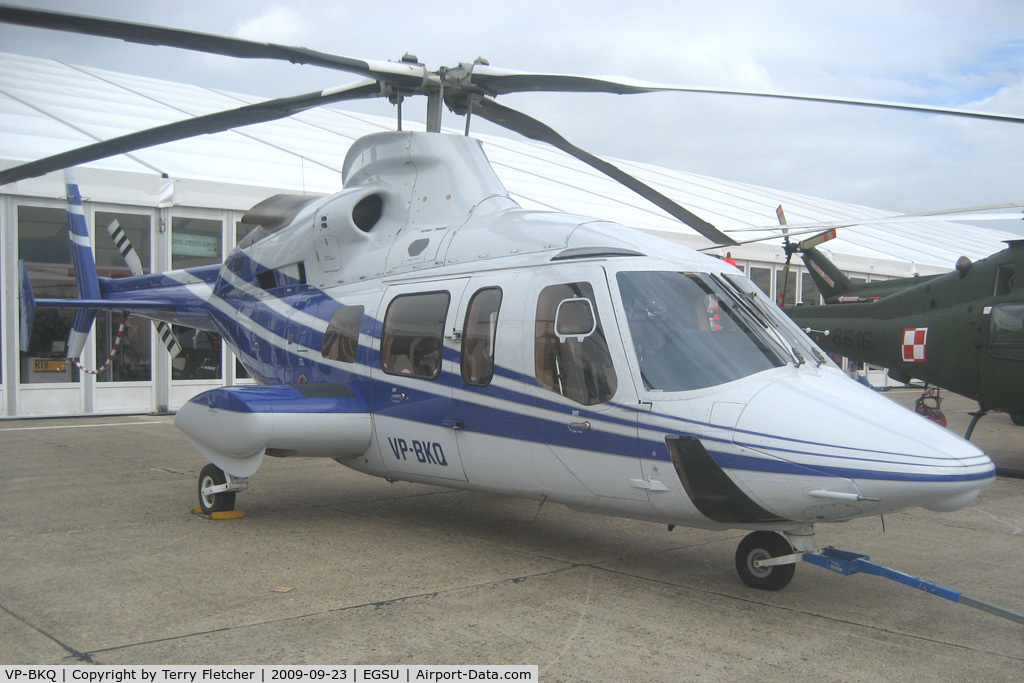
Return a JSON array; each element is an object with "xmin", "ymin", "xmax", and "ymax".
[{"xmin": 64, "ymin": 172, "xmax": 100, "ymax": 342}]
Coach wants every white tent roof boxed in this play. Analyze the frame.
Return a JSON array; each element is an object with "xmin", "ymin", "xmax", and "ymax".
[{"xmin": 1, "ymin": 52, "xmax": 1016, "ymax": 272}]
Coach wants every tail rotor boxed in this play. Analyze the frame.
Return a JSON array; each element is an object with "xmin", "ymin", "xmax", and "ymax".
[
  {"xmin": 104, "ymin": 218, "xmax": 182, "ymax": 357},
  {"xmin": 775, "ymin": 204, "xmax": 837, "ymax": 307}
]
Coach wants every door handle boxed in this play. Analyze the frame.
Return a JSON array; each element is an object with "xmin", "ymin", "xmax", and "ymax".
[
  {"xmin": 568, "ymin": 421, "xmax": 592, "ymax": 433},
  {"xmin": 390, "ymin": 391, "xmax": 409, "ymax": 403},
  {"xmin": 442, "ymin": 417, "xmax": 464, "ymax": 430}
]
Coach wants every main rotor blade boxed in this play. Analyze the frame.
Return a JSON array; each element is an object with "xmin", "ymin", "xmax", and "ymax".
[
  {"xmin": 471, "ymin": 98, "xmax": 737, "ymax": 246},
  {"xmin": 726, "ymin": 211, "xmax": 1024, "ymax": 236},
  {"xmin": 470, "ymin": 65, "xmax": 1024, "ymax": 125},
  {"xmin": 0, "ymin": 80, "xmax": 382, "ymax": 185},
  {"xmin": 0, "ymin": 4, "xmax": 425, "ymax": 88}
]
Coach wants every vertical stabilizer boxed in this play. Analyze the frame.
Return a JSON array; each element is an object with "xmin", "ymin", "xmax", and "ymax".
[
  {"xmin": 18, "ymin": 259, "xmax": 36, "ymax": 352},
  {"xmin": 800, "ymin": 247, "xmax": 856, "ymax": 302},
  {"xmin": 64, "ymin": 169, "xmax": 100, "ymax": 359}
]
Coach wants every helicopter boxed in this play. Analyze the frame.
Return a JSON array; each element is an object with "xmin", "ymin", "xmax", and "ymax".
[
  {"xmin": 766, "ymin": 216, "xmax": 1024, "ymax": 440},
  {"xmin": 0, "ymin": 4, "xmax": 1012, "ymax": 593}
]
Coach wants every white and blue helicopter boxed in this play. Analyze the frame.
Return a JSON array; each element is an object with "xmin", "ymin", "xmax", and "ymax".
[{"xmin": 1, "ymin": 5, "xmax": 1013, "ymax": 595}]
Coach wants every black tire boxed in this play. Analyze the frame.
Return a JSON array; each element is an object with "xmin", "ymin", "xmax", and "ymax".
[
  {"xmin": 735, "ymin": 531, "xmax": 796, "ymax": 591},
  {"xmin": 1010, "ymin": 412, "xmax": 1024, "ymax": 427},
  {"xmin": 198, "ymin": 463, "xmax": 236, "ymax": 514}
]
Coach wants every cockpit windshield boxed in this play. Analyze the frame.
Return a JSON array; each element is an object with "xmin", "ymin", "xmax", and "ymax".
[{"xmin": 617, "ymin": 271, "xmax": 803, "ymax": 392}]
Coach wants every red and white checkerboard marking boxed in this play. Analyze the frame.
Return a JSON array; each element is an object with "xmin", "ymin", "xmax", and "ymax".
[{"xmin": 902, "ymin": 327, "xmax": 928, "ymax": 362}]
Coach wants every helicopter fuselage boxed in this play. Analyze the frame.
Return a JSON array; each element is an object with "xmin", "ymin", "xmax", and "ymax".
[
  {"xmin": 788, "ymin": 242, "xmax": 1024, "ymax": 414},
  {"xmin": 114, "ymin": 132, "xmax": 992, "ymax": 535}
]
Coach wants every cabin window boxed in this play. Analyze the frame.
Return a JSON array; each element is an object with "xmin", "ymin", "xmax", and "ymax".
[
  {"xmin": 534, "ymin": 282, "xmax": 617, "ymax": 405},
  {"xmin": 461, "ymin": 288, "xmax": 502, "ymax": 387},
  {"xmin": 617, "ymin": 271, "xmax": 785, "ymax": 391},
  {"xmin": 381, "ymin": 292, "xmax": 449, "ymax": 379},
  {"xmin": 322, "ymin": 305, "xmax": 364, "ymax": 363},
  {"xmin": 995, "ymin": 264, "xmax": 1016, "ymax": 296},
  {"xmin": 256, "ymin": 262, "xmax": 306, "ymax": 292},
  {"xmin": 989, "ymin": 302, "xmax": 1024, "ymax": 361}
]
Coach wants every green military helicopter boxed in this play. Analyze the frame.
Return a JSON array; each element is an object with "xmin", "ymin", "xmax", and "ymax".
[{"xmin": 776, "ymin": 217, "xmax": 1024, "ymax": 439}]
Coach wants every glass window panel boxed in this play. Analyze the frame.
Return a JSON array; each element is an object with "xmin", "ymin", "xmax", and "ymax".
[
  {"xmin": 618, "ymin": 271, "xmax": 785, "ymax": 392},
  {"xmin": 18, "ymin": 205, "xmax": 80, "ymax": 383},
  {"xmin": 461, "ymin": 288, "xmax": 502, "ymax": 387},
  {"xmin": 749, "ymin": 267, "xmax": 771, "ymax": 298},
  {"xmin": 381, "ymin": 292, "xmax": 449, "ymax": 380},
  {"xmin": 172, "ymin": 216, "xmax": 221, "ymax": 269},
  {"xmin": 800, "ymin": 271, "xmax": 821, "ymax": 305},
  {"xmin": 995, "ymin": 264, "xmax": 1016, "ymax": 296},
  {"xmin": 172, "ymin": 217, "xmax": 223, "ymax": 379},
  {"xmin": 990, "ymin": 302, "xmax": 1024, "ymax": 361},
  {"xmin": 94, "ymin": 211, "xmax": 152, "ymax": 382},
  {"xmin": 774, "ymin": 268, "xmax": 797, "ymax": 306},
  {"xmin": 323, "ymin": 306, "xmax": 364, "ymax": 364},
  {"xmin": 95, "ymin": 311, "xmax": 152, "ymax": 382},
  {"xmin": 535, "ymin": 282, "xmax": 617, "ymax": 405},
  {"xmin": 172, "ymin": 325, "xmax": 223, "ymax": 380}
]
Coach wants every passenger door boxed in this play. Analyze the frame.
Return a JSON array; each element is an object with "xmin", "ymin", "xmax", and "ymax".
[
  {"xmin": 525, "ymin": 265, "xmax": 646, "ymax": 501},
  {"xmin": 372, "ymin": 279, "xmax": 469, "ymax": 482}
]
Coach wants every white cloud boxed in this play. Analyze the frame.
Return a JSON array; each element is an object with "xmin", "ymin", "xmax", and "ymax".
[{"xmin": 233, "ymin": 7, "xmax": 307, "ymax": 44}]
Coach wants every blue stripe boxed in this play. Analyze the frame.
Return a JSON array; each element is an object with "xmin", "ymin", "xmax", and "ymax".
[
  {"xmin": 94, "ymin": 261, "xmax": 992, "ymax": 486},
  {"xmin": 190, "ymin": 384, "xmax": 367, "ymax": 414},
  {"xmin": 210, "ymin": 294, "xmax": 992, "ymax": 482},
  {"xmin": 712, "ymin": 450, "xmax": 994, "ymax": 483},
  {"xmin": 219, "ymin": 311, "xmax": 992, "ymax": 483}
]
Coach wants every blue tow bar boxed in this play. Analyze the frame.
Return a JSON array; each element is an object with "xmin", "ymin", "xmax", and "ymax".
[{"xmin": 803, "ymin": 547, "xmax": 1024, "ymax": 626}]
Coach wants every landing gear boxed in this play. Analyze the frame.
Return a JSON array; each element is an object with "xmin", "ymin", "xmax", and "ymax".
[
  {"xmin": 197, "ymin": 463, "xmax": 237, "ymax": 514},
  {"xmin": 1010, "ymin": 412, "xmax": 1024, "ymax": 427},
  {"xmin": 964, "ymin": 407, "xmax": 989, "ymax": 440},
  {"xmin": 735, "ymin": 531, "xmax": 796, "ymax": 591}
]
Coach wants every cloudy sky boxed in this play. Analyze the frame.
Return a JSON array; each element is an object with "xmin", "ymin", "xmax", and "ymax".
[{"xmin": 2, "ymin": 0, "xmax": 1023, "ymax": 230}]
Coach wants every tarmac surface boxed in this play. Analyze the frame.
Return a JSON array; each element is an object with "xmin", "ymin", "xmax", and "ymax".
[{"xmin": 1, "ymin": 390, "xmax": 1022, "ymax": 679}]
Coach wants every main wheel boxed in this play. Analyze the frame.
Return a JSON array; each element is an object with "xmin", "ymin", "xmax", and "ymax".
[
  {"xmin": 1010, "ymin": 412, "xmax": 1024, "ymax": 426},
  {"xmin": 198, "ymin": 463, "xmax": 236, "ymax": 514},
  {"xmin": 735, "ymin": 531, "xmax": 796, "ymax": 591}
]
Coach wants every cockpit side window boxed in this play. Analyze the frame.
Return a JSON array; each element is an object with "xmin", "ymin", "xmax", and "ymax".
[
  {"xmin": 322, "ymin": 305, "xmax": 364, "ymax": 363},
  {"xmin": 995, "ymin": 263, "xmax": 1016, "ymax": 296},
  {"xmin": 381, "ymin": 292, "xmax": 449, "ymax": 380},
  {"xmin": 462, "ymin": 287, "xmax": 502, "ymax": 387},
  {"xmin": 989, "ymin": 302, "xmax": 1024, "ymax": 361},
  {"xmin": 617, "ymin": 271, "xmax": 785, "ymax": 391},
  {"xmin": 535, "ymin": 282, "xmax": 617, "ymax": 405}
]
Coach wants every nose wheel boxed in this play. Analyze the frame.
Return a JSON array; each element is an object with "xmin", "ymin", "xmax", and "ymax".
[{"xmin": 735, "ymin": 531, "xmax": 796, "ymax": 591}]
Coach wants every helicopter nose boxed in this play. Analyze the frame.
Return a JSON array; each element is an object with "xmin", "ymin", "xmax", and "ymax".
[{"xmin": 727, "ymin": 371, "xmax": 994, "ymax": 521}]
